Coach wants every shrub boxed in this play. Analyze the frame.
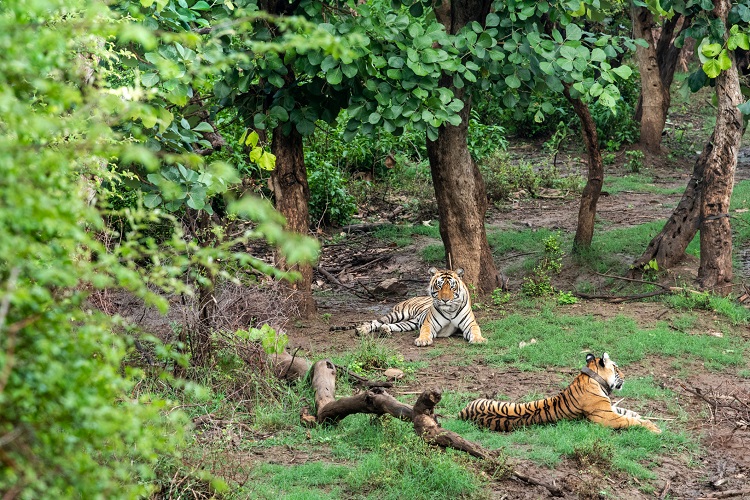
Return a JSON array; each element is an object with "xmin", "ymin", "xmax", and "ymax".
[{"xmin": 306, "ymin": 156, "xmax": 358, "ymax": 227}]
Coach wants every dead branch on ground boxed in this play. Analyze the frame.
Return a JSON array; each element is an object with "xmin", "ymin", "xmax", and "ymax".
[{"xmin": 283, "ymin": 356, "xmax": 565, "ymax": 497}]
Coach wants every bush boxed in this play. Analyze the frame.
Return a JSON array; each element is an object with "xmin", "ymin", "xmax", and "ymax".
[{"xmin": 306, "ymin": 155, "xmax": 357, "ymax": 226}]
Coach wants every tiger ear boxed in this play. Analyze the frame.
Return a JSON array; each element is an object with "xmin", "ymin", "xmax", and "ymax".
[
  {"xmin": 428, "ymin": 267, "xmax": 438, "ymax": 275},
  {"xmin": 585, "ymin": 353, "xmax": 595, "ymax": 364},
  {"xmin": 599, "ymin": 352, "xmax": 610, "ymax": 368},
  {"xmin": 455, "ymin": 268, "xmax": 464, "ymax": 277}
]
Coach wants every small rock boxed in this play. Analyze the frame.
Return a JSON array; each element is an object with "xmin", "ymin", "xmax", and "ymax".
[
  {"xmin": 384, "ymin": 368, "xmax": 404, "ymax": 380},
  {"xmin": 374, "ymin": 278, "xmax": 408, "ymax": 296}
]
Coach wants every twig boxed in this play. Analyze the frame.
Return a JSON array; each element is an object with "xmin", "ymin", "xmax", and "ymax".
[
  {"xmin": 316, "ymin": 266, "xmax": 374, "ymax": 300},
  {"xmin": 511, "ymin": 470, "xmax": 564, "ymax": 497},
  {"xmin": 695, "ymin": 489, "xmax": 750, "ymax": 499},
  {"xmin": 658, "ymin": 479, "xmax": 671, "ymax": 500},
  {"xmin": 282, "ymin": 346, "xmax": 302, "ymax": 380},
  {"xmin": 346, "ymin": 254, "xmax": 391, "ymax": 275}
]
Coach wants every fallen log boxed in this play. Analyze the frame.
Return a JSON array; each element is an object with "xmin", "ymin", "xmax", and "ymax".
[{"xmin": 268, "ymin": 349, "xmax": 312, "ymax": 382}]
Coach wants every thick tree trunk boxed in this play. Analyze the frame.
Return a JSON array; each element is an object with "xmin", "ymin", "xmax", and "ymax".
[
  {"xmin": 428, "ymin": 0, "xmax": 499, "ymax": 294},
  {"xmin": 563, "ymin": 85, "xmax": 603, "ymax": 253},
  {"xmin": 632, "ymin": 9, "xmax": 686, "ymax": 153},
  {"xmin": 633, "ymin": 6, "xmax": 666, "ymax": 153},
  {"xmin": 270, "ymin": 126, "xmax": 316, "ymax": 317},
  {"xmin": 698, "ymin": 0, "xmax": 743, "ymax": 295}
]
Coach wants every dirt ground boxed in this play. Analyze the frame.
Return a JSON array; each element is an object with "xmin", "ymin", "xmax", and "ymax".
[{"xmin": 272, "ymin": 155, "xmax": 750, "ymax": 499}]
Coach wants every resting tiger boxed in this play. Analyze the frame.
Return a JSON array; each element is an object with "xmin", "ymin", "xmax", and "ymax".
[
  {"xmin": 330, "ymin": 267, "xmax": 486, "ymax": 347},
  {"xmin": 458, "ymin": 353, "xmax": 661, "ymax": 433}
]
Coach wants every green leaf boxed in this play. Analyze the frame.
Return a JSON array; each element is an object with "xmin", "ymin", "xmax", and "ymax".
[
  {"xmin": 718, "ymin": 49, "xmax": 732, "ymax": 71},
  {"xmin": 611, "ymin": 65, "xmax": 632, "ymax": 79},
  {"xmin": 326, "ymin": 67, "xmax": 343, "ymax": 85},
  {"xmin": 144, "ymin": 193, "xmax": 162, "ymax": 208},
  {"xmin": 191, "ymin": 0, "xmax": 211, "ymax": 10},
  {"xmin": 737, "ymin": 100, "xmax": 750, "ymax": 115},
  {"xmin": 368, "ymin": 112, "xmax": 381, "ymax": 124},
  {"xmin": 591, "ymin": 48, "xmax": 606, "ymax": 62},
  {"xmin": 141, "ymin": 72, "xmax": 160, "ymax": 87},
  {"xmin": 505, "ymin": 74, "xmax": 521, "ymax": 89},
  {"xmin": 703, "ymin": 58, "xmax": 722, "ymax": 78},
  {"xmin": 257, "ymin": 151, "xmax": 276, "ymax": 171},
  {"xmin": 192, "ymin": 122, "xmax": 214, "ymax": 133},
  {"xmin": 701, "ymin": 43, "xmax": 722, "ymax": 58},
  {"xmin": 566, "ymin": 24, "xmax": 582, "ymax": 41}
]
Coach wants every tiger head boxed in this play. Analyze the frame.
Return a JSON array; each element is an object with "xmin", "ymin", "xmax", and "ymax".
[
  {"xmin": 585, "ymin": 352, "xmax": 624, "ymax": 392},
  {"xmin": 428, "ymin": 267, "xmax": 466, "ymax": 313}
]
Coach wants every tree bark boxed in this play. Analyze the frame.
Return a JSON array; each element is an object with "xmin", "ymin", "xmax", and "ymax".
[
  {"xmin": 562, "ymin": 85, "xmax": 603, "ymax": 253},
  {"xmin": 629, "ymin": 139, "xmax": 709, "ymax": 274},
  {"xmin": 270, "ymin": 126, "xmax": 316, "ymax": 317},
  {"xmin": 427, "ymin": 0, "xmax": 500, "ymax": 294},
  {"xmin": 698, "ymin": 0, "xmax": 743, "ymax": 295},
  {"xmin": 632, "ymin": 8, "xmax": 687, "ymax": 153}
]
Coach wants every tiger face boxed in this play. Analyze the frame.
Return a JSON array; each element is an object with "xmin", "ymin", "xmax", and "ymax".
[
  {"xmin": 428, "ymin": 267, "xmax": 465, "ymax": 314},
  {"xmin": 586, "ymin": 352, "xmax": 624, "ymax": 392}
]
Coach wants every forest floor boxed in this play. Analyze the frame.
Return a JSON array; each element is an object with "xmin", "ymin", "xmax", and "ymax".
[{"xmin": 269, "ymin": 146, "xmax": 750, "ymax": 499}]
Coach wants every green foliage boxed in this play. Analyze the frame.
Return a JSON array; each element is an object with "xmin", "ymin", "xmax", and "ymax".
[
  {"xmin": 557, "ymin": 290, "xmax": 579, "ymax": 305},
  {"xmin": 625, "ymin": 150, "xmax": 645, "ymax": 173},
  {"xmin": 522, "ymin": 234, "xmax": 564, "ymax": 297},
  {"xmin": 0, "ymin": 1, "xmax": 186, "ymax": 495},
  {"xmin": 307, "ymin": 157, "xmax": 358, "ymax": 227},
  {"xmin": 236, "ymin": 324, "xmax": 288, "ymax": 355},
  {"xmin": 333, "ymin": 336, "xmax": 406, "ymax": 376},
  {"xmin": 480, "ymin": 153, "xmax": 583, "ymax": 202},
  {"xmin": 666, "ymin": 291, "xmax": 750, "ymax": 326},
  {"xmin": 467, "ymin": 109, "xmax": 509, "ymax": 160}
]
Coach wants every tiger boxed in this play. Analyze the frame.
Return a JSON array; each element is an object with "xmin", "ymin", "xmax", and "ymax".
[
  {"xmin": 330, "ymin": 267, "xmax": 486, "ymax": 347},
  {"xmin": 458, "ymin": 352, "xmax": 661, "ymax": 433}
]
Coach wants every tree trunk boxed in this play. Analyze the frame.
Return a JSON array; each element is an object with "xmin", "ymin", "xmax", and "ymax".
[
  {"xmin": 193, "ymin": 211, "xmax": 217, "ymax": 367},
  {"xmin": 563, "ymin": 85, "xmax": 603, "ymax": 253},
  {"xmin": 698, "ymin": 0, "xmax": 743, "ymax": 295},
  {"xmin": 632, "ymin": 8, "xmax": 686, "ymax": 153},
  {"xmin": 632, "ymin": 6, "xmax": 666, "ymax": 153},
  {"xmin": 427, "ymin": 0, "xmax": 499, "ymax": 294},
  {"xmin": 629, "ymin": 141, "xmax": 708, "ymax": 274},
  {"xmin": 270, "ymin": 126, "xmax": 316, "ymax": 317},
  {"xmin": 426, "ymin": 88, "xmax": 499, "ymax": 293}
]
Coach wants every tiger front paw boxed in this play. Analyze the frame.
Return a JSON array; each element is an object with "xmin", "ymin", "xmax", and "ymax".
[
  {"xmin": 414, "ymin": 336, "xmax": 433, "ymax": 347},
  {"xmin": 377, "ymin": 325, "xmax": 392, "ymax": 337},
  {"xmin": 469, "ymin": 335, "xmax": 487, "ymax": 344}
]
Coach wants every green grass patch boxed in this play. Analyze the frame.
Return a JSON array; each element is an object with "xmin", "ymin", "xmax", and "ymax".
[
  {"xmin": 446, "ymin": 416, "xmax": 695, "ymax": 480},
  {"xmin": 240, "ymin": 415, "xmax": 482, "ymax": 499},
  {"xmin": 603, "ymin": 173, "xmax": 683, "ymax": 196},
  {"xmin": 477, "ymin": 308, "xmax": 746, "ymax": 370},
  {"xmin": 665, "ymin": 291, "xmax": 750, "ymax": 326},
  {"xmin": 420, "ymin": 243, "xmax": 445, "ymax": 263},
  {"xmin": 372, "ymin": 223, "xmax": 440, "ymax": 248},
  {"xmin": 487, "ymin": 227, "xmax": 562, "ymax": 256}
]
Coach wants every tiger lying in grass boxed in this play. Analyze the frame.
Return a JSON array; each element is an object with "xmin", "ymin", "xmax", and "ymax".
[
  {"xmin": 330, "ymin": 267, "xmax": 486, "ymax": 347},
  {"xmin": 458, "ymin": 353, "xmax": 661, "ymax": 433}
]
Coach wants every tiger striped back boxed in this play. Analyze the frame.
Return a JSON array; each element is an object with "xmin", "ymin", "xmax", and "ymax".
[{"xmin": 458, "ymin": 353, "xmax": 661, "ymax": 433}]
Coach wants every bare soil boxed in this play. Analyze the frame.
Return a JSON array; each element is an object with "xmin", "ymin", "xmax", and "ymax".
[{"xmin": 274, "ymin": 153, "xmax": 750, "ymax": 499}]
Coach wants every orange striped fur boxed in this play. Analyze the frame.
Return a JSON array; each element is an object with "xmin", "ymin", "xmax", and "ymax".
[{"xmin": 458, "ymin": 353, "xmax": 660, "ymax": 433}]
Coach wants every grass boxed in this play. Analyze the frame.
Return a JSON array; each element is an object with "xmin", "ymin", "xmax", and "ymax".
[
  {"xmin": 476, "ymin": 306, "xmax": 746, "ymax": 371},
  {"xmin": 372, "ymin": 223, "xmax": 440, "ymax": 248},
  {"xmin": 603, "ymin": 173, "xmax": 683, "ymax": 196}
]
